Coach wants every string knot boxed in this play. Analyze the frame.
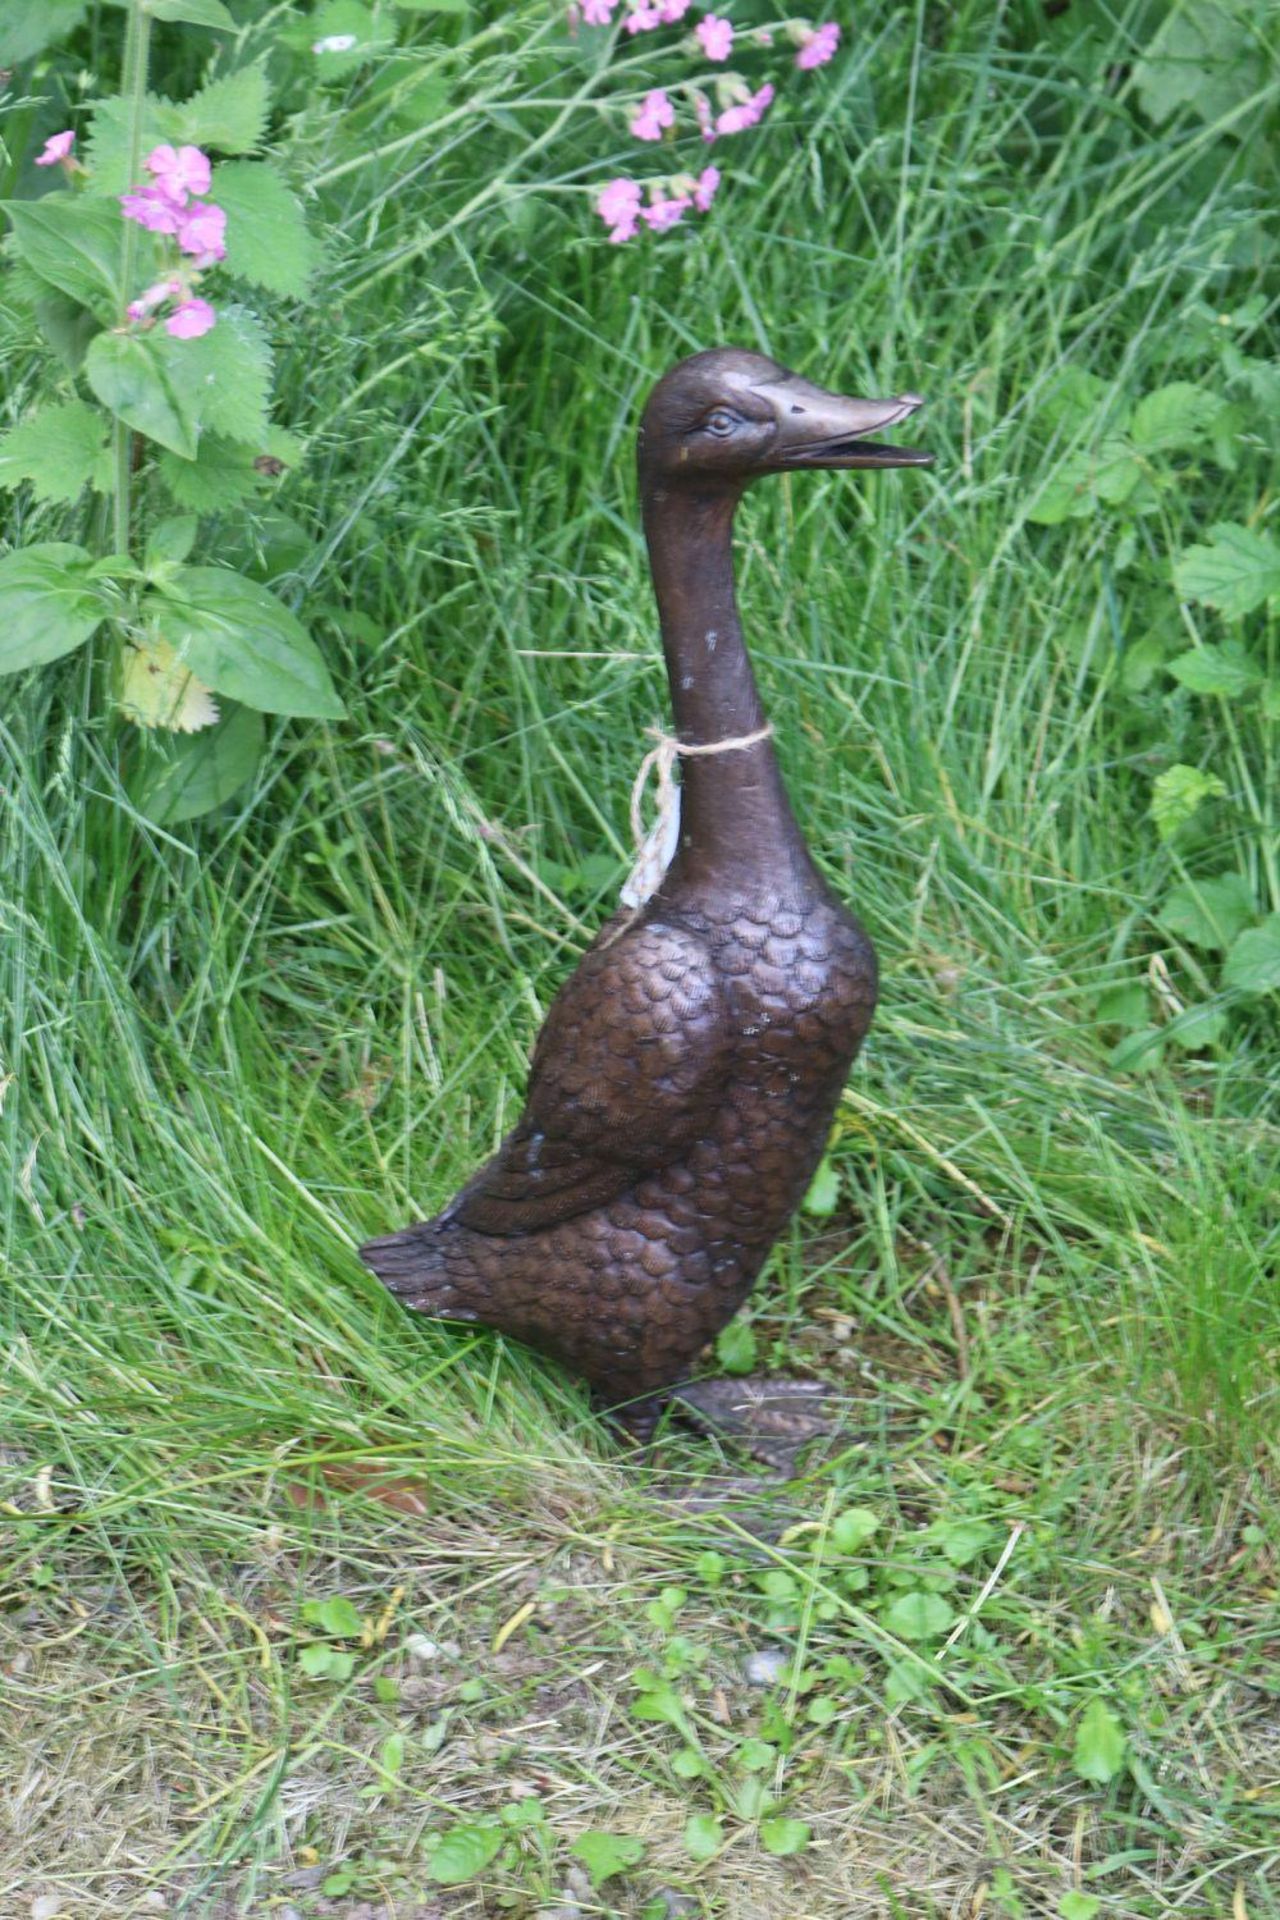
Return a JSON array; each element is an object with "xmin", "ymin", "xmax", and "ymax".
[{"xmin": 620, "ymin": 722, "xmax": 773, "ymax": 909}]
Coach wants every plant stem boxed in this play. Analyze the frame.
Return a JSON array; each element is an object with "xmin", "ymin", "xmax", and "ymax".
[{"xmin": 113, "ymin": 0, "xmax": 152, "ymax": 557}]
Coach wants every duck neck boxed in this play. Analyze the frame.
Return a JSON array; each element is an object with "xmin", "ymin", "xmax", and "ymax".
[{"xmin": 642, "ymin": 480, "xmax": 804, "ymax": 879}]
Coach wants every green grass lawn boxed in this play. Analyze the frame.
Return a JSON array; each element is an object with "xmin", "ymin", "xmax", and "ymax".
[{"xmin": 2, "ymin": 3, "xmax": 1278, "ymax": 1915}]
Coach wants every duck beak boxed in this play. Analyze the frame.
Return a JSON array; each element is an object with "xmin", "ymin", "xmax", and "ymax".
[{"xmin": 768, "ymin": 383, "xmax": 933, "ymax": 470}]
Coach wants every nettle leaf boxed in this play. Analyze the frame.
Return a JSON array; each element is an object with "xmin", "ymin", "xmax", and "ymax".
[
  {"xmin": 427, "ymin": 1822, "xmax": 503, "ymax": 1885},
  {"xmin": 759, "ymin": 1817, "xmax": 810, "ymax": 1857},
  {"xmin": 1133, "ymin": 0, "xmax": 1265, "ymax": 128},
  {"xmin": 1129, "ymin": 382, "xmax": 1222, "ymax": 454},
  {"xmin": 148, "ymin": 566, "xmax": 344, "ymax": 718},
  {"xmin": 1072, "ymin": 1697, "xmax": 1126, "ymax": 1785},
  {"xmin": 84, "ymin": 95, "xmax": 182, "ymax": 194},
  {"xmin": 4, "ymin": 0, "xmax": 88, "ymax": 62},
  {"xmin": 177, "ymin": 65, "xmax": 271, "ymax": 154},
  {"xmin": 3, "ymin": 196, "xmax": 123, "ymax": 318},
  {"xmin": 1222, "ymin": 916, "xmax": 1280, "ymax": 997},
  {"xmin": 0, "ymin": 542, "xmax": 112, "ymax": 675},
  {"xmin": 1168, "ymin": 640, "xmax": 1262, "ymax": 697},
  {"xmin": 1027, "ymin": 438, "xmax": 1141, "ymax": 526},
  {"xmin": 213, "ymin": 161, "xmax": 320, "ymax": 300},
  {"xmin": 569, "ymin": 1832, "xmax": 645, "ymax": 1888},
  {"xmin": 1175, "ymin": 523, "xmax": 1280, "ymax": 619},
  {"xmin": 1149, "ymin": 765, "xmax": 1226, "ymax": 841},
  {"xmin": 87, "ymin": 331, "xmax": 197, "ymax": 459},
  {"xmin": 882, "ymin": 1591, "xmax": 955, "ymax": 1640},
  {"xmin": 0, "ymin": 400, "xmax": 110, "ymax": 503},
  {"xmin": 1040, "ymin": 367, "xmax": 1109, "ymax": 431},
  {"xmin": 1158, "ymin": 874, "xmax": 1254, "ymax": 952},
  {"xmin": 159, "ymin": 436, "xmax": 263, "ymax": 511},
  {"xmin": 154, "ymin": 304, "xmax": 272, "ymax": 446}
]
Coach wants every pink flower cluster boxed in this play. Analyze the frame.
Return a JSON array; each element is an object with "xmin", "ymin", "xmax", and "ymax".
[
  {"xmin": 583, "ymin": 8, "xmax": 843, "ymax": 240},
  {"xmin": 597, "ymin": 166, "xmax": 719, "ymax": 243},
  {"xmin": 120, "ymin": 145, "xmax": 226, "ymax": 339}
]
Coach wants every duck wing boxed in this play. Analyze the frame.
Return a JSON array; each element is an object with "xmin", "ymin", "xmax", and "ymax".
[{"xmin": 443, "ymin": 916, "xmax": 730, "ymax": 1236}]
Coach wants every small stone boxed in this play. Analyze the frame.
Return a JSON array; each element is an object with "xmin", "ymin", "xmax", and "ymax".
[
  {"xmin": 405, "ymin": 1634, "xmax": 443, "ymax": 1661},
  {"xmin": 32, "ymin": 1898, "xmax": 64, "ymax": 1920},
  {"xmin": 743, "ymin": 1646, "xmax": 788, "ymax": 1687}
]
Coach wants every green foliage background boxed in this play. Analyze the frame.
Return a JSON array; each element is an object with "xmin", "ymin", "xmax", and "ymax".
[{"xmin": 0, "ymin": 1, "xmax": 1277, "ymax": 1914}]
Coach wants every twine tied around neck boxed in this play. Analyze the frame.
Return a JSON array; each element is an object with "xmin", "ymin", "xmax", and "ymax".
[{"xmin": 620, "ymin": 722, "xmax": 773, "ymax": 910}]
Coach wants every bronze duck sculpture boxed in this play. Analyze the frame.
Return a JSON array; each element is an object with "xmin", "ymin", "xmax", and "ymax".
[{"xmin": 362, "ymin": 347, "xmax": 931, "ymax": 1440}]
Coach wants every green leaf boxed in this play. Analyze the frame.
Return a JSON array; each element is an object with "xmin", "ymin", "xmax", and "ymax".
[
  {"xmin": 146, "ymin": 0, "xmax": 236, "ymax": 26},
  {"xmin": 1164, "ymin": 1004, "xmax": 1228, "ymax": 1052},
  {"xmin": 569, "ymin": 1831, "xmax": 645, "ymax": 1888},
  {"xmin": 759, "ymin": 1817, "xmax": 810, "ymax": 1857},
  {"xmin": 1133, "ymin": 0, "xmax": 1265, "ymax": 128},
  {"xmin": 1072, "ymin": 1697, "xmax": 1126, "ymax": 1785},
  {"xmin": 1129, "ymin": 382, "xmax": 1222, "ymax": 454},
  {"xmin": 3, "ymin": 196, "xmax": 123, "ymax": 318},
  {"xmin": 715, "ymin": 1318, "xmax": 756, "ymax": 1375},
  {"xmin": 683, "ymin": 1813, "xmax": 722, "ymax": 1861},
  {"xmin": 1168, "ymin": 640, "xmax": 1262, "ymax": 697},
  {"xmin": 3, "ymin": 0, "xmax": 88, "ymax": 62},
  {"xmin": 213, "ymin": 161, "xmax": 320, "ymax": 299},
  {"xmin": 427, "ymin": 1821, "xmax": 503, "ymax": 1885},
  {"xmin": 882, "ymin": 1591, "xmax": 955, "ymax": 1640},
  {"xmin": 380, "ymin": 1731, "xmax": 405, "ymax": 1778},
  {"xmin": 1040, "ymin": 367, "xmax": 1109, "ymax": 430},
  {"xmin": 1149, "ymin": 765, "xmax": 1226, "ymax": 841},
  {"xmin": 1059, "ymin": 1896, "xmax": 1101, "ymax": 1920},
  {"xmin": 0, "ymin": 401, "xmax": 110, "ymax": 504},
  {"xmin": 153, "ymin": 304, "xmax": 272, "ymax": 446},
  {"xmin": 1175, "ymin": 523, "xmax": 1280, "ymax": 619},
  {"xmin": 34, "ymin": 291, "xmax": 101, "ymax": 375},
  {"xmin": 1222, "ymin": 916, "xmax": 1280, "ymax": 997},
  {"xmin": 0, "ymin": 542, "xmax": 111, "ymax": 674},
  {"xmin": 737, "ymin": 1737, "xmax": 776, "ymax": 1771},
  {"xmin": 1027, "ymin": 438, "xmax": 1140, "ymax": 525},
  {"xmin": 148, "ymin": 567, "xmax": 343, "ymax": 718},
  {"xmin": 176, "ymin": 64, "xmax": 271, "ymax": 152},
  {"xmin": 831, "ymin": 1507, "xmax": 878, "ymax": 1554},
  {"xmin": 802, "ymin": 1152, "xmax": 840, "ymax": 1217},
  {"xmin": 86, "ymin": 331, "xmax": 197, "ymax": 459},
  {"xmin": 298, "ymin": 1642, "xmax": 340, "ymax": 1677},
  {"xmin": 159, "ymin": 436, "xmax": 263, "ymax": 510},
  {"xmin": 302, "ymin": 1594, "xmax": 363, "ymax": 1637},
  {"xmin": 146, "ymin": 516, "xmax": 199, "ymax": 572},
  {"xmin": 1158, "ymin": 874, "xmax": 1254, "ymax": 952},
  {"xmin": 310, "ymin": 0, "xmax": 395, "ymax": 74},
  {"xmin": 84, "ymin": 94, "xmax": 180, "ymax": 195},
  {"xmin": 1095, "ymin": 982, "xmax": 1147, "ymax": 1029},
  {"xmin": 930, "ymin": 1519, "xmax": 994, "ymax": 1565},
  {"xmin": 1109, "ymin": 1025, "xmax": 1164, "ymax": 1074}
]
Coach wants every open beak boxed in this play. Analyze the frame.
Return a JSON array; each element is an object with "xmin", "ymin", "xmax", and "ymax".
[{"xmin": 769, "ymin": 383, "xmax": 932, "ymax": 471}]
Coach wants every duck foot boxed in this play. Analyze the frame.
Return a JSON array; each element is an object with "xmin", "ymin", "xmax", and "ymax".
[{"xmin": 666, "ymin": 1375, "xmax": 843, "ymax": 1476}]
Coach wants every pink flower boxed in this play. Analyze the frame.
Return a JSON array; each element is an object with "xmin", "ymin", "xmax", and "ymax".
[
  {"xmin": 693, "ymin": 165, "xmax": 720, "ymax": 212},
  {"xmin": 696, "ymin": 13, "xmax": 733, "ymax": 59},
  {"xmin": 596, "ymin": 176, "xmax": 642, "ymax": 243},
  {"xmin": 145, "ymin": 143, "xmax": 212, "ymax": 203},
  {"xmin": 582, "ymin": 0, "xmax": 616, "ymax": 20},
  {"xmin": 35, "ymin": 130, "xmax": 75, "ymax": 167},
  {"xmin": 623, "ymin": 2, "xmax": 661, "ymax": 29},
  {"xmin": 715, "ymin": 80, "xmax": 774, "ymax": 134},
  {"xmin": 127, "ymin": 277, "xmax": 183, "ymax": 321},
  {"xmin": 176, "ymin": 200, "xmax": 227, "ymax": 261},
  {"xmin": 796, "ymin": 20, "xmax": 840, "ymax": 68},
  {"xmin": 630, "ymin": 88, "xmax": 675, "ymax": 141},
  {"xmin": 658, "ymin": 0, "xmax": 690, "ymax": 19},
  {"xmin": 120, "ymin": 186, "xmax": 183, "ymax": 235},
  {"xmin": 694, "ymin": 91, "xmax": 716, "ymax": 141},
  {"xmin": 641, "ymin": 194, "xmax": 691, "ymax": 232},
  {"xmin": 165, "ymin": 298, "xmax": 216, "ymax": 340}
]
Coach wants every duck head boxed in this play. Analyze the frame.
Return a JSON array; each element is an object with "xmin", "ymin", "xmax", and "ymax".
[{"xmin": 638, "ymin": 345, "xmax": 932, "ymax": 493}]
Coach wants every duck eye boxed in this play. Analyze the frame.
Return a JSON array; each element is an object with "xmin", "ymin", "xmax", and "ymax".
[{"xmin": 703, "ymin": 408, "xmax": 739, "ymax": 437}]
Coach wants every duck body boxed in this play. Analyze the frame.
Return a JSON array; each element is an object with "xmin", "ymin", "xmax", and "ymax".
[{"xmin": 362, "ymin": 347, "xmax": 930, "ymax": 1424}]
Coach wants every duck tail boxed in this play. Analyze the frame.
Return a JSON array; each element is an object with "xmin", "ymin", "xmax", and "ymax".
[{"xmin": 359, "ymin": 1223, "xmax": 486, "ymax": 1324}]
